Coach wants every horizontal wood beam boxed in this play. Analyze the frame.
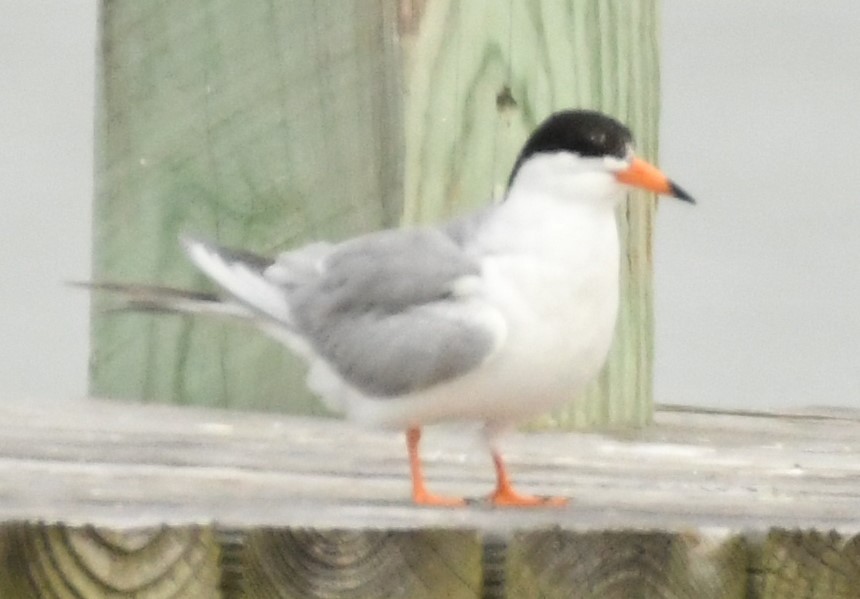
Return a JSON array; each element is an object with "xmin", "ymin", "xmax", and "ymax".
[
  {"xmin": 0, "ymin": 399, "xmax": 857, "ymax": 531},
  {"xmin": 2, "ymin": 525, "xmax": 858, "ymax": 598},
  {"xmin": 0, "ymin": 400, "xmax": 857, "ymax": 597}
]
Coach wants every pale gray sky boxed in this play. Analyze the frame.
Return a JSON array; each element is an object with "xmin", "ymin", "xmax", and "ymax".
[
  {"xmin": 657, "ymin": 0, "xmax": 860, "ymax": 409},
  {"xmin": 0, "ymin": 0, "xmax": 95, "ymax": 402},
  {"xmin": 0, "ymin": 1, "xmax": 856, "ymax": 410}
]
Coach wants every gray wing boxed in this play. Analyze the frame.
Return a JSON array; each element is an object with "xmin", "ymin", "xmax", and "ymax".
[{"xmin": 286, "ymin": 227, "xmax": 501, "ymax": 398}]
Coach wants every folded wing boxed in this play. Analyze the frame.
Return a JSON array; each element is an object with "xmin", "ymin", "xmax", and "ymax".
[{"xmin": 183, "ymin": 228, "xmax": 506, "ymax": 399}]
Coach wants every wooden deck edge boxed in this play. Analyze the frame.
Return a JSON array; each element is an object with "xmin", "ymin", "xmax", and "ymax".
[{"xmin": 1, "ymin": 523, "xmax": 857, "ymax": 598}]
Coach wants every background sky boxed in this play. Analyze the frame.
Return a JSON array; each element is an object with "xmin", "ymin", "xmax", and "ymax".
[
  {"xmin": 0, "ymin": 1, "xmax": 857, "ymax": 410},
  {"xmin": 657, "ymin": 1, "xmax": 860, "ymax": 409},
  {"xmin": 0, "ymin": 0, "xmax": 95, "ymax": 403}
]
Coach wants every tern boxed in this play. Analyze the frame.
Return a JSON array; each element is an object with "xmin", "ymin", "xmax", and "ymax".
[{"xmin": 85, "ymin": 109, "xmax": 694, "ymax": 507}]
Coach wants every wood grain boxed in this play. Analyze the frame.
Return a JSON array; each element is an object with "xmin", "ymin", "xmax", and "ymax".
[
  {"xmin": 0, "ymin": 400, "xmax": 857, "ymax": 597},
  {"xmin": 0, "ymin": 399, "xmax": 856, "ymax": 532},
  {"xmin": 93, "ymin": 1, "xmax": 401, "ymax": 413},
  {"xmin": 237, "ymin": 529, "xmax": 480, "ymax": 598},
  {"xmin": 0, "ymin": 524, "xmax": 218, "ymax": 598},
  {"xmin": 753, "ymin": 530, "xmax": 860, "ymax": 599},
  {"xmin": 508, "ymin": 530, "xmax": 748, "ymax": 599}
]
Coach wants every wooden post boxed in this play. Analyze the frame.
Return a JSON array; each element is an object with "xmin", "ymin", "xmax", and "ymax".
[
  {"xmin": 93, "ymin": 0, "xmax": 659, "ymax": 430},
  {"xmin": 92, "ymin": 0, "xmax": 402, "ymax": 414}
]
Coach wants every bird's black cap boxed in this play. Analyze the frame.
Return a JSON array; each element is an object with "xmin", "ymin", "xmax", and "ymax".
[{"xmin": 508, "ymin": 110, "xmax": 633, "ymax": 187}]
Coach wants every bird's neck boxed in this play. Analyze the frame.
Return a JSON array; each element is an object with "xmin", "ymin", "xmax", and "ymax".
[
  {"xmin": 476, "ymin": 183, "xmax": 620, "ymax": 265},
  {"xmin": 506, "ymin": 152, "xmax": 624, "ymax": 208}
]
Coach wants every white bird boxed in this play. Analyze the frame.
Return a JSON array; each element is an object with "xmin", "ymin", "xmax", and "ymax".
[{"xmin": 85, "ymin": 109, "xmax": 694, "ymax": 507}]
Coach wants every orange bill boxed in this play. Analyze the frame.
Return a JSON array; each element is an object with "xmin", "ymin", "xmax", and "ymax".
[{"xmin": 616, "ymin": 158, "xmax": 695, "ymax": 203}]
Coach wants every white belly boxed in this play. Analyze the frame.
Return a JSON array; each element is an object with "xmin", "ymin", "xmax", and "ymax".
[{"xmin": 473, "ymin": 252, "xmax": 619, "ymax": 416}]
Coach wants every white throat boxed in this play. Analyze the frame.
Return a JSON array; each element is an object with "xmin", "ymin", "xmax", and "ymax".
[
  {"xmin": 449, "ymin": 152, "xmax": 624, "ymax": 422},
  {"xmin": 507, "ymin": 151, "xmax": 627, "ymax": 209}
]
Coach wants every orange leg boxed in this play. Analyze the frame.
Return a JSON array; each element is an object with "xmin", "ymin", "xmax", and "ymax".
[
  {"xmin": 406, "ymin": 427, "xmax": 466, "ymax": 507},
  {"xmin": 489, "ymin": 450, "xmax": 568, "ymax": 507}
]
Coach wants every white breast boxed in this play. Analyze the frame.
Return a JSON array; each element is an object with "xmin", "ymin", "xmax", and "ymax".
[
  {"xmin": 464, "ymin": 193, "xmax": 621, "ymax": 419},
  {"xmin": 347, "ymin": 191, "xmax": 622, "ymax": 430}
]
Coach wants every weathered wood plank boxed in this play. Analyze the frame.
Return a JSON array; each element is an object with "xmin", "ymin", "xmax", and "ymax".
[
  {"xmin": 4, "ymin": 525, "xmax": 857, "ymax": 598},
  {"xmin": 238, "ymin": 529, "xmax": 481, "ymax": 598},
  {"xmin": 0, "ymin": 401, "xmax": 858, "ymax": 597},
  {"xmin": 754, "ymin": 530, "xmax": 860, "ymax": 599},
  {"xmin": 0, "ymin": 400, "xmax": 856, "ymax": 532},
  {"xmin": 507, "ymin": 531, "xmax": 749, "ymax": 599},
  {"xmin": 0, "ymin": 524, "xmax": 219, "ymax": 598}
]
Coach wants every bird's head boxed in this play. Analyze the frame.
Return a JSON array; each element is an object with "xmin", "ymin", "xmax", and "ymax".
[{"xmin": 507, "ymin": 110, "xmax": 694, "ymax": 206}]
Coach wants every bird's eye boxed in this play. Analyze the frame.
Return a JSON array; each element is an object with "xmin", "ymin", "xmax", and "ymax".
[{"xmin": 589, "ymin": 132, "xmax": 607, "ymax": 149}]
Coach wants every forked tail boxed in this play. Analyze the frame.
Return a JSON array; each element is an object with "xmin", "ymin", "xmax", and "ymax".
[{"xmin": 70, "ymin": 280, "xmax": 253, "ymax": 322}]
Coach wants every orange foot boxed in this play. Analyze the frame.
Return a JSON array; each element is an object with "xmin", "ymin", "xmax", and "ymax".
[
  {"xmin": 489, "ymin": 450, "xmax": 569, "ymax": 507},
  {"xmin": 407, "ymin": 428, "xmax": 467, "ymax": 507},
  {"xmin": 413, "ymin": 489, "xmax": 467, "ymax": 507},
  {"xmin": 489, "ymin": 486, "xmax": 569, "ymax": 507}
]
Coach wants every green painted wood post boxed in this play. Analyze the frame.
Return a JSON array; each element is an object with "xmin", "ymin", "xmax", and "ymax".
[
  {"xmin": 92, "ymin": 1, "xmax": 402, "ymax": 414},
  {"xmin": 93, "ymin": 0, "xmax": 660, "ymax": 429}
]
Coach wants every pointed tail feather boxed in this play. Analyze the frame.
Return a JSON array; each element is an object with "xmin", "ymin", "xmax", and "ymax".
[{"xmin": 69, "ymin": 281, "xmax": 252, "ymax": 320}]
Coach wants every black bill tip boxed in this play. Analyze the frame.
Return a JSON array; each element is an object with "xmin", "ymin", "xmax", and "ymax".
[{"xmin": 669, "ymin": 181, "xmax": 696, "ymax": 204}]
